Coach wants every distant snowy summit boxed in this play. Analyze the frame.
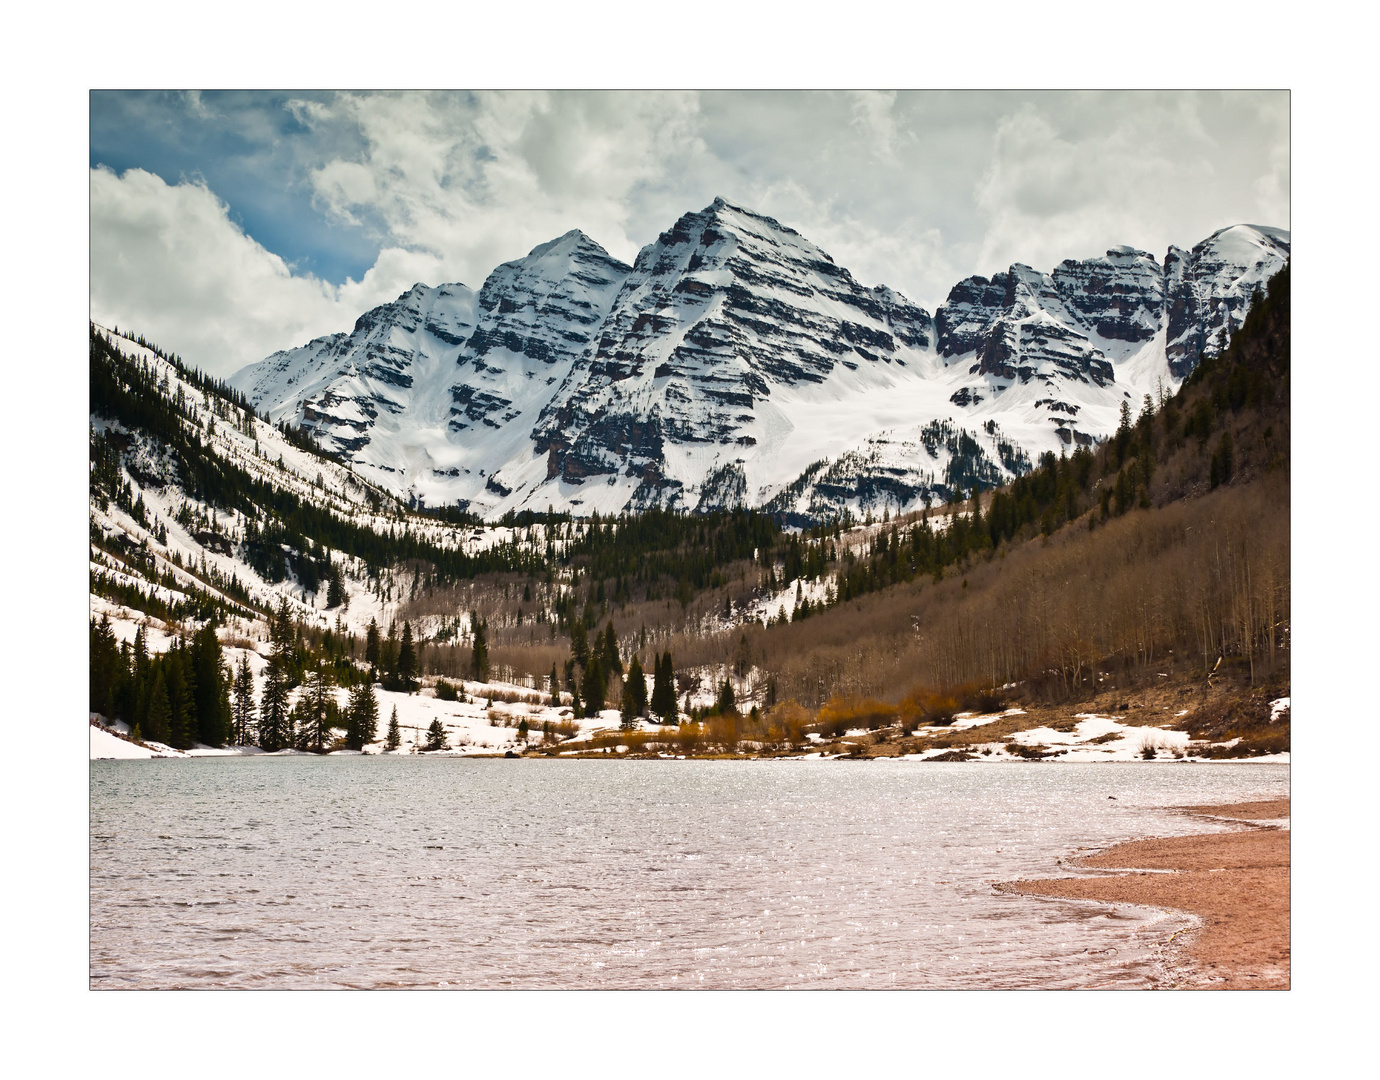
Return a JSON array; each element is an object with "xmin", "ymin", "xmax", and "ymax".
[{"xmin": 231, "ymin": 200, "xmax": 1288, "ymax": 521}]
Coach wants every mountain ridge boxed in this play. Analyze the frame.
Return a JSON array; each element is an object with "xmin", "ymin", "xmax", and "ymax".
[{"xmin": 231, "ymin": 200, "xmax": 1288, "ymax": 522}]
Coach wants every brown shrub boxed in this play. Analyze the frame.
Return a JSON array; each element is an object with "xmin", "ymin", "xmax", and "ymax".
[
  {"xmin": 676, "ymin": 722, "xmax": 703, "ymax": 753},
  {"xmin": 482, "ymin": 687, "xmax": 545, "ymax": 706},
  {"xmin": 899, "ymin": 688, "xmax": 961, "ymax": 727},
  {"xmin": 766, "ymin": 701, "xmax": 812, "ymax": 747},
  {"xmin": 551, "ymin": 719, "xmax": 580, "ymax": 740},
  {"xmin": 814, "ymin": 695, "xmax": 898, "ymax": 738},
  {"xmin": 705, "ymin": 713, "xmax": 740, "ymax": 751}
]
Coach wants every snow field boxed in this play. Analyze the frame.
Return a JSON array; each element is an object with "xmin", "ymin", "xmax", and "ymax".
[{"xmin": 895, "ymin": 711, "xmax": 1289, "ymax": 764}]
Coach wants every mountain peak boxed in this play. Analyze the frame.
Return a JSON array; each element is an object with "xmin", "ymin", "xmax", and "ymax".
[
  {"xmin": 702, "ymin": 197, "xmax": 801, "ymax": 240},
  {"xmin": 519, "ymin": 228, "xmax": 614, "ymax": 264}
]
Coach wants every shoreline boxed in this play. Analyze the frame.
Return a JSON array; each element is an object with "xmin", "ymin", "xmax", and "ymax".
[{"xmin": 1004, "ymin": 798, "xmax": 1290, "ymax": 989}]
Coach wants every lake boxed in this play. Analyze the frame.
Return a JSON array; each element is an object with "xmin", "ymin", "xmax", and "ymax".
[{"xmin": 90, "ymin": 757, "xmax": 1288, "ymax": 988}]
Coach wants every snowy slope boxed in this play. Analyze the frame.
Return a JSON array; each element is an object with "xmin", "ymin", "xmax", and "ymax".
[
  {"xmin": 232, "ymin": 231, "xmax": 630, "ymax": 512},
  {"xmin": 90, "ymin": 323, "xmax": 571, "ymax": 641}
]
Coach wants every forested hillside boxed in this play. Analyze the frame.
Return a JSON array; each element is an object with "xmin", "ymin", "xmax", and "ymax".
[{"xmin": 89, "ymin": 264, "xmax": 1287, "ymax": 757}]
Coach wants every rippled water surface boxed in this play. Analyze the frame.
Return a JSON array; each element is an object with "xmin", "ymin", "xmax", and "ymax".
[{"xmin": 90, "ymin": 758, "xmax": 1287, "ymax": 988}]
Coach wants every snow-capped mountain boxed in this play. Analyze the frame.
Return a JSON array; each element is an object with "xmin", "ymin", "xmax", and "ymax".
[
  {"xmin": 1165, "ymin": 224, "xmax": 1292, "ymax": 377},
  {"xmin": 231, "ymin": 201, "xmax": 1288, "ymax": 521},
  {"xmin": 529, "ymin": 198, "xmax": 941, "ymax": 515}
]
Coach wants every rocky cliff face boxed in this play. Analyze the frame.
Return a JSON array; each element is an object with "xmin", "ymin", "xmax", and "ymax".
[
  {"xmin": 233, "ymin": 231, "xmax": 630, "ymax": 504},
  {"xmin": 449, "ymin": 230, "xmax": 630, "ymax": 439},
  {"xmin": 526, "ymin": 198, "xmax": 936, "ymax": 511},
  {"xmin": 234, "ymin": 282, "xmax": 479, "ymax": 460},
  {"xmin": 932, "ymin": 226, "xmax": 1288, "ymax": 448},
  {"xmin": 1164, "ymin": 224, "xmax": 1292, "ymax": 378},
  {"xmin": 233, "ymin": 201, "xmax": 1288, "ymax": 521}
]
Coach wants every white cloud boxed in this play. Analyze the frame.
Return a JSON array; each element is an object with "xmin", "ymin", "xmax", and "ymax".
[
  {"xmin": 89, "ymin": 166, "xmax": 410, "ymax": 376},
  {"xmin": 90, "ymin": 92, "xmax": 1290, "ymax": 377},
  {"xmin": 297, "ymin": 91, "xmax": 715, "ymax": 281},
  {"xmin": 972, "ymin": 93, "xmax": 1290, "ymax": 277}
]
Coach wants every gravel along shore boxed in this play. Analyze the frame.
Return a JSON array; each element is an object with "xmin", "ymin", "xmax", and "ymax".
[{"xmin": 1006, "ymin": 799, "xmax": 1290, "ymax": 989}]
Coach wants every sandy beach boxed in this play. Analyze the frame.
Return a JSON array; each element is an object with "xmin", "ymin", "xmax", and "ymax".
[{"xmin": 1007, "ymin": 798, "xmax": 1290, "ymax": 989}]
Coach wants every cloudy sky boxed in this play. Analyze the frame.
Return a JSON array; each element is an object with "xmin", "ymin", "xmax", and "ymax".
[{"xmin": 90, "ymin": 90, "xmax": 1289, "ymax": 378}]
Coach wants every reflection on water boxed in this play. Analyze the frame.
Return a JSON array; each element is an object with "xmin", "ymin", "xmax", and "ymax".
[{"xmin": 90, "ymin": 758, "xmax": 1287, "ymax": 988}]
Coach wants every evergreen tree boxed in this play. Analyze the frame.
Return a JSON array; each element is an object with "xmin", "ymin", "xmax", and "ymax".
[
  {"xmin": 144, "ymin": 667, "xmax": 171, "ymax": 744},
  {"xmin": 89, "ymin": 616, "xmax": 120, "ymax": 719},
  {"xmin": 1114, "ymin": 399, "xmax": 1134, "ymax": 466},
  {"xmin": 651, "ymin": 651, "xmax": 678, "ymax": 724},
  {"xmin": 716, "ymin": 678, "xmax": 736, "ymax": 714},
  {"xmin": 582, "ymin": 654, "xmax": 605, "ymax": 714},
  {"xmin": 231, "ymin": 652, "xmax": 256, "ymax": 745},
  {"xmin": 626, "ymin": 655, "xmax": 647, "ymax": 717},
  {"xmin": 325, "ymin": 563, "xmax": 346, "ymax": 608},
  {"xmin": 164, "ymin": 647, "xmax": 197, "ymax": 750},
  {"xmin": 570, "ymin": 620, "xmax": 589, "ymax": 667},
  {"xmin": 470, "ymin": 611, "xmax": 489, "ymax": 683},
  {"xmin": 290, "ymin": 700, "xmax": 311, "ymax": 751},
  {"xmin": 549, "ymin": 662, "xmax": 561, "ymax": 706},
  {"xmin": 601, "ymin": 621, "xmax": 622, "ymax": 676},
  {"xmin": 385, "ymin": 705, "xmax": 401, "ymax": 751},
  {"xmin": 570, "ymin": 680, "xmax": 584, "ymax": 720},
  {"xmin": 425, "ymin": 718, "xmax": 449, "ymax": 751},
  {"xmin": 381, "ymin": 621, "xmax": 399, "ymax": 678},
  {"xmin": 398, "ymin": 621, "xmax": 418, "ymax": 691},
  {"xmin": 1210, "ymin": 429, "xmax": 1234, "ymax": 489},
  {"xmin": 345, "ymin": 680, "xmax": 378, "ymax": 751},
  {"xmin": 258, "ymin": 658, "xmax": 291, "ymax": 751},
  {"xmin": 190, "ymin": 622, "xmax": 230, "ymax": 747},
  {"xmin": 302, "ymin": 668, "xmax": 334, "ymax": 752},
  {"xmin": 271, "ymin": 595, "xmax": 298, "ymax": 679},
  {"xmin": 365, "ymin": 617, "xmax": 381, "ymax": 669}
]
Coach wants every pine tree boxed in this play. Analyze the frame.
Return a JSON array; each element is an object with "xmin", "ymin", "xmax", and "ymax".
[
  {"xmin": 1210, "ymin": 429, "xmax": 1234, "ymax": 489},
  {"xmin": 191, "ymin": 622, "xmax": 230, "ymax": 747},
  {"xmin": 398, "ymin": 621, "xmax": 417, "ymax": 691},
  {"xmin": 601, "ymin": 621, "xmax": 622, "ymax": 676},
  {"xmin": 271, "ymin": 595, "xmax": 298, "ymax": 678},
  {"xmin": 583, "ymin": 654, "xmax": 605, "ymax": 714},
  {"xmin": 651, "ymin": 651, "xmax": 677, "ymax": 724},
  {"xmin": 89, "ymin": 616, "xmax": 120, "ymax": 720},
  {"xmin": 623, "ymin": 653, "xmax": 648, "ymax": 722},
  {"xmin": 326, "ymin": 564, "xmax": 346, "ymax": 609},
  {"xmin": 385, "ymin": 706, "xmax": 401, "ymax": 751},
  {"xmin": 570, "ymin": 620, "xmax": 589, "ymax": 668},
  {"xmin": 290, "ymin": 700, "xmax": 311, "ymax": 751},
  {"xmin": 549, "ymin": 662, "xmax": 561, "ymax": 706},
  {"xmin": 381, "ymin": 621, "xmax": 399, "ymax": 679},
  {"xmin": 365, "ymin": 617, "xmax": 381, "ymax": 669},
  {"xmin": 717, "ymin": 678, "xmax": 736, "ymax": 715},
  {"xmin": 164, "ymin": 648, "xmax": 197, "ymax": 750},
  {"xmin": 302, "ymin": 668, "xmax": 334, "ymax": 752},
  {"xmin": 144, "ymin": 667, "xmax": 172, "ymax": 744},
  {"xmin": 425, "ymin": 718, "xmax": 448, "ymax": 751},
  {"xmin": 232, "ymin": 652, "xmax": 256, "ymax": 745},
  {"xmin": 258, "ymin": 658, "xmax": 291, "ymax": 751},
  {"xmin": 570, "ymin": 680, "xmax": 584, "ymax": 720},
  {"xmin": 1114, "ymin": 398, "xmax": 1135, "ymax": 466},
  {"xmin": 469, "ymin": 611, "xmax": 489, "ymax": 683},
  {"xmin": 346, "ymin": 680, "xmax": 378, "ymax": 751}
]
